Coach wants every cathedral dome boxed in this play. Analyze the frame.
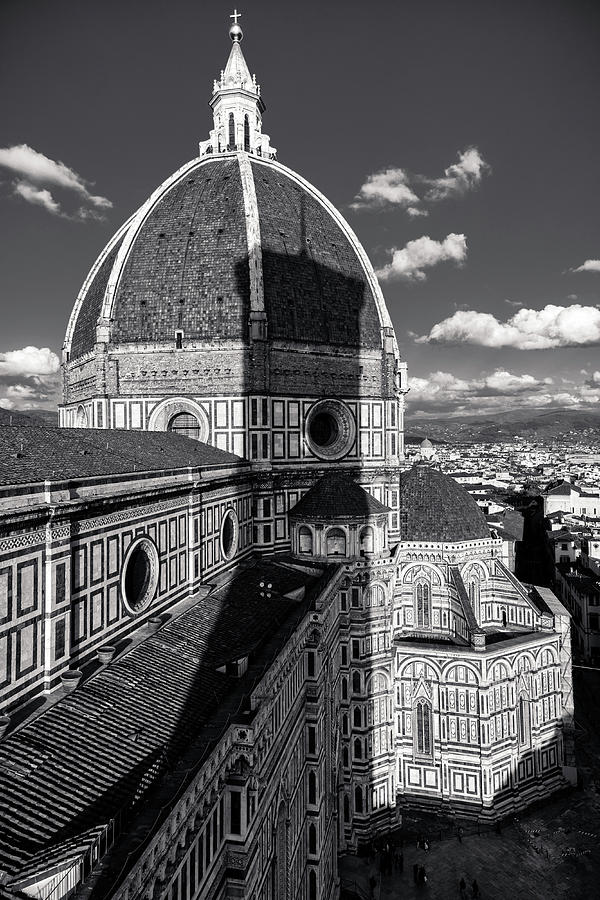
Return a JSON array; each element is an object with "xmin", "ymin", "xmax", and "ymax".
[
  {"xmin": 399, "ymin": 464, "xmax": 490, "ymax": 543},
  {"xmin": 65, "ymin": 154, "xmax": 387, "ymax": 360}
]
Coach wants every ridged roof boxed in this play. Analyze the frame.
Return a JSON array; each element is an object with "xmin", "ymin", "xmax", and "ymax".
[
  {"xmin": 0, "ymin": 426, "xmax": 243, "ymax": 485},
  {"xmin": 289, "ymin": 472, "xmax": 390, "ymax": 520},
  {"xmin": 0, "ymin": 559, "xmax": 319, "ymax": 886},
  {"xmin": 66, "ymin": 155, "xmax": 382, "ymax": 359},
  {"xmin": 399, "ymin": 464, "xmax": 491, "ymax": 542}
]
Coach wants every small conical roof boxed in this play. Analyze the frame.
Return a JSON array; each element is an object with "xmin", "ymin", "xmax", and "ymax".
[
  {"xmin": 289, "ymin": 472, "xmax": 390, "ymax": 521},
  {"xmin": 223, "ymin": 41, "xmax": 253, "ymax": 90}
]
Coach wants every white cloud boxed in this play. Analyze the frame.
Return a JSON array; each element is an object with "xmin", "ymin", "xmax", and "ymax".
[
  {"xmin": 415, "ymin": 303, "xmax": 600, "ymax": 349},
  {"xmin": 407, "ymin": 368, "xmax": 600, "ymax": 417},
  {"xmin": 504, "ymin": 298, "xmax": 523, "ymax": 307},
  {"xmin": 425, "ymin": 147, "xmax": 490, "ymax": 201},
  {"xmin": 350, "ymin": 167, "xmax": 419, "ymax": 211},
  {"xmin": 0, "ymin": 143, "xmax": 112, "ymax": 220},
  {"xmin": 351, "ymin": 147, "xmax": 489, "ymax": 213},
  {"xmin": 376, "ymin": 233, "xmax": 467, "ymax": 282},
  {"xmin": 0, "ymin": 346, "xmax": 61, "ymax": 410},
  {"xmin": 0, "ymin": 346, "xmax": 60, "ymax": 377},
  {"xmin": 14, "ymin": 181, "xmax": 62, "ymax": 216},
  {"xmin": 571, "ymin": 259, "xmax": 600, "ymax": 273}
]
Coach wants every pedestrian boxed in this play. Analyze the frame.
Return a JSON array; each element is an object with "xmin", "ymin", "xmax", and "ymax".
[
  {"xmin": 423, "ymin": 839, "xmax": 429, "ymax": 852},
  {"xmin": 472, "ymin": 878, "xmax": 480, "ymax": 898},
  {"xmin": 413, "ymin": 862, "xmax": 419, "ymax": 883},
  {"xmin": 459, "ymin": 877, "xmax": 467, "ymax": 899},
  {"xmin": 419, "ymin": 865, "xmax": 427, "ymax": 885}
]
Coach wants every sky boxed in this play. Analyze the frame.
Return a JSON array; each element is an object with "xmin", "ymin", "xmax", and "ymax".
[{"xmin": 1, "ymin": 0, "xmax": 599, "ymax": 418}]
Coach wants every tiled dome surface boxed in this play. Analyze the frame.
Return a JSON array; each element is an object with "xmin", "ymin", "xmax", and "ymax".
[
  {"xmin": 68, "ymin": 156, "xmax": 381, "ymax": 359},
  {"xmin": 290, "ymin": 472, "xmax": 390, "ymax": 521},
  {"xmin": 399, "ymin": 464, "xmax": 490, "ymax": 542}
]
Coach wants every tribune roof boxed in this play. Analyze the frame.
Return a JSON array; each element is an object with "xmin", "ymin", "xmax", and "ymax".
[
  {"xmin": 289, "ymin": 472, "xmax": 390, "ymax": 520},
  {"xmin": 399, "ymin": 464, "xmax": 491, "ymax": 543}
]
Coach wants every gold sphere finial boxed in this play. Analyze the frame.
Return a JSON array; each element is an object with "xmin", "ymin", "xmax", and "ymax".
[{"xmin": 229, "ymin": 9, "xmax": 243, "ymax": 42}]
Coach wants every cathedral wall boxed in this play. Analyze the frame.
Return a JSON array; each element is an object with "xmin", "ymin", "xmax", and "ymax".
[
  {"xmin": 107, "ymin": 590, "xmax": 342, "ymax": 900},
  {"xmin": 60, "ymin": 393, "xmax": 402, "ymax": 469},
  {"xmin": 0, "ymin": 470, "xmax": 253, "ymax": 713}
]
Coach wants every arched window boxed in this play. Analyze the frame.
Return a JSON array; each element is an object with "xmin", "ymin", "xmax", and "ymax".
[
  {"xmin": 342, "ymin": 714, "xmax": 348, "ymax": 735},
  {"xmin": 518, "ymin": 696, "xmax": 531, "ymax": 747},
  {"xmin": 343, "ymin": 793, "xmax": 350, "ymax": 821},
  {"xmin": 308, "ymin": 823, "xmax": 317, "ymax": 855},
  {"xmin": 354, "ymin": 786, "xmax": 363, "ymax": 814},
  {"xmin": 228, "ymin": 113, "xmax": 235, "ymax": 149},
  {"xmin": 342, "ymin": 745, "xmax": 349, "ymax": 768},
  {"xmin": 415, "ymin": 581, "xmax": 431, "ymax": 628},
  {"xmin": 326, "ymin": 528, "xmax": 346, "ymax": 557},
  {"xmin": 353, "ymin": 738, "xmax": 362, "ymax": 759},
  {"xmin": 244, "ymin": 114, "xmax": 250, "ymax": 151},
  {"xmin": 415, "ymin": 699, "xmax": 432, "ymax": 755},
  {"xmin": 168, "ymin": 412, "xmax": 201, "ymax": 440},
  {"xmin": 308, "ymin": 771, "xmax": 317, "ymax": 805},
  {"xmin": 353, "ymin": 706, "xmax": 361, "ymax": 728},
  {"xmin": 341, "ymin": 677, "xmax": 348, "ymax": 700},
  {"xmin": 308, "ymin": 869, "xmax": 317, "ymax": 900},
  {"xmin": 365, "ymin": 584, "xmax": 385, "ymax": 607},
  {"xmin": 360, "ymin": 526, "xmax": 374, "ymax": 554},
  {"xmin": 298, "ymin": 526, "xmax": 313, "ymax": 555},
  {"xmin": 352, "ymin": 671, "xmax": 361, "ymax": 694}
]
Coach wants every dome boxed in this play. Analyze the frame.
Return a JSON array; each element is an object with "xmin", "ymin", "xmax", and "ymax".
[
  {"xmin": 65, "ymin": 154, "xmax": 387, "ymax": 361},
  {"xmin": 420, "ymin": 438, "xmax": 433, "ymax": 448},
  {"xmin": 399, "ymin": 464, "xmax": 490, "ymax": 543},
  {"xmin": 289, "ymin": 472, "xmax": 390, "ymax": 521}
]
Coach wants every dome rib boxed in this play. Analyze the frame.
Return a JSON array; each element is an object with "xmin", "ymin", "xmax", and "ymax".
[{"xmin": 399, "ymin": 464, "xmax": 490, "ymax": 543}]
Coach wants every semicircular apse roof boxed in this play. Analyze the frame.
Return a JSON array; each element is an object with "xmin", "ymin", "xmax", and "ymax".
[{"xmin": 399, "ymin": 464, "xmax": 491, "ymax": 543}]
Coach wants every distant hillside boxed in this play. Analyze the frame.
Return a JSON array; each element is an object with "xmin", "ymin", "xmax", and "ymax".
[
  {"xmin": 0, "ymin": 407, "xmax": 58, "ymax": 426},
  {"xmin": 409, "ymin": 408, "xmax": 600, "ymax": 444}
]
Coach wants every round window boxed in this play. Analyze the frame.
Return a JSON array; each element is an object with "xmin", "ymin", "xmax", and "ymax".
[
  {"xmin": 168, "ymin": 412, "xmax": 201, "ymax": 440},
  {"xmin": 220, "ymin": 508, "xmax": 239, "ymax": 561},
  {"xmin": 121, "ymin": 537, "xmax": 159, "ymax": 616},
  {"xmin": 305, "ymin": 399, "xmax": 356, "ymax": 461}
]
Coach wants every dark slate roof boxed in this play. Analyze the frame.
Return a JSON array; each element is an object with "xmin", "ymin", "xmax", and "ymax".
[
  {"xmin": 0, "ymin": 426, "xmax": 243, "ymax": 486},
  {"xmin": 399, "ymin": 464, "xmax": 491, "ymax": 542},
  {"xmin": 70, "ymin": 233, "xmax": 126, "ymax": 359},
  {"xmin": 112, "ymin": 157, "xmax": 250, "ymax": 346},
  {"xmin": 546, "ymin": 481, "xmax": 575, "ymax": 496},
  {"xmin": 68, "ymin": 156, "xmax": 381, "ymax": 359},
  {"xmin": 252, "ymin": 161, "xmax": 380, "ymax": 347},
  {"xmin": 289, "ymin": 472, "xmax": 390, "ymax": 520},
  {"xmin": 0, "ymin": 558, "xmax": 322, "ymax": 884}
]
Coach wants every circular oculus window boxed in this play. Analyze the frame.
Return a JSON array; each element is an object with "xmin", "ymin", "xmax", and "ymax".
[
  {"xmin": 121, "ymin": 537, "xmax": 159, "ymax": 616},
  {"xmin": 220, "ymin": 508, "xmax": 239, "ymax": 561},
  {"xmin": 305, "ymin": 399, "xmax": 356, "ymax": 461}
]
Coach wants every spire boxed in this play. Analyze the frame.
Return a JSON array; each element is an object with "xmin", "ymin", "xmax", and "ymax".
[{"xmin": 199, "ymin": 11, "xmax": 277, "ymax": 159}]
